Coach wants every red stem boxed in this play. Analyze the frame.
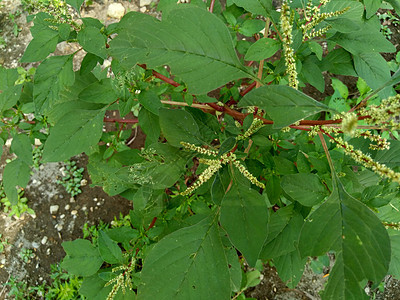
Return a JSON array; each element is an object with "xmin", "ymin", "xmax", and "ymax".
[
  {"xmin": 147, "ymin": 217, "xmax": 157, "ymax": 231},
  {"xmin": 209, "ymin": 0, "xmax": 216, "ymax": 13},
  {"xmin": 103, "ymin": 118, "xmax": 139, "ymax": 124}
]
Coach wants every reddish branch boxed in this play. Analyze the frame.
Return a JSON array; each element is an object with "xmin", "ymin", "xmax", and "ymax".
[
  {"xmin": 103, "ymin": 118, "xmax": 139, "ymax": 124},
  {"xmin": 209, "ymin": 0, "xmax": 216, "ymax": 13}
]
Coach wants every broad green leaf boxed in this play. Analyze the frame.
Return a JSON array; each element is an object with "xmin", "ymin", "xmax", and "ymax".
[
  {"xmin": 159, "ymin": 108, "xmax": 202, "ymax": 147},
  {"xmin": 375, "ymin": 140, "xmax": 400, "ymax": 167},
  {"xmin": 20, "ymin": 27, "xmax": 58, "ymax": 62},
  {"xmin": 238, "ymin": 19, "xmax": 265, "ymax": 37},
  {"xmin": 138, "ymin": 216, "xmax": 231, "ymax": 299},
  {"xmin": 10, "ymin": 134, "xmax": 33, "ymax": 165},
  {"xmin": 61, "ymin": 239, "xmax": 103, "ymax": 277},
  {"xmin": 299, "ymin": 176, "xmax": 390, "ymax": 299},
  {"xmin": 274, "ymin": 247, "xmax": 306, "ymax": 289},
  {"xmin": 244, "ymin": 38, "xmax": 281, "ymax": 61},
  {"xmin": 0, "ymin": 138, "xmax": 3, "ymax": 159},
  {"xmin": 232, "ymin": 0, "xmax": 274, "ymax": 18},
  {"xmin": 138, "ymin": 90, "xmax": 162, "ymax": 116},
  {"xmin": 300, "ymin": 56, "xmax": 325, "ymax": 92},
  {"xmin": 139, "ymin": 108, "xmax": 161, "ymax": 146},
  {"xmin": 58, "ymin": 23, "xmax": 71, "ymax": 40},
  {"xmin": 80, "ymin": 274, "xmax": 112, "ymax": 300},
  {"xmin": 332, "ymin": 20, "xmax": 395, "ymax": 55},
  {"xmin": 220, "ymin": 181, "xmax": 268, "ymax": 267},
  {"xmin": 98, "ymin": 230, "xmax": 123, "ymax": 264},
  {"xmin": 3, "ymin": 159, "xmax": 31, "ymax": 205},
  {"xmin": 320, "ymin": 48, "xmax": 357, "ymax": 76},
  {"xmin": 363, "ymin": 0, "xmax": 382, "ymax": 19},
  {"xmin": 79, "ymin": 78, "xmax": 118, "ymax": 104},
  {"xmin": 78, "ymin": 26, "xmax": 107, "ymax": 59},
  {"xmin": 0, "ymin": 67, "xmax": 22, "ymax": 112},
  {"xmin": 33, "ymin": 55, "xmax": 75, "ymax": 114},
  {"xmin": 281, "ymin": 173, "xmax": 328, "ymax": 206},
  {"xmin": 353, "ymin": 53, "xmax": 392, "ymax": 99},
  {"xmin": 106, "ymin": 227, "xmax": 139, "ymax": 243},
  {"xmin": 42, "ymin": 108, "xmax": 106, "ymax": 162},
  {"xmin": 388, "ymin": 230, "xmax": 400, "ymax": 279},
  {"xmin": 321, "ymin": 1, "xmax": 364, "ymax": 32},
  {"xmin": 226, "ymin": 247, "xmax": 242, "ymax": 292},
  {"xmin": 110, "ymin": 7, "xmax": 255, "ymax": 94},
  {"xmin": 239, "ymin": 85, "xmax": 332, "ymax": 128},
  {"xmin": 309, "ymin": 41, "xmax": 323, "ymax": 60},
  {"xmin": 260, "ymin": 206, "xmax": 303, "ymax": 259},
  {"xmin": 66, "ymin": 0, "xmax": 85, "ymax": 12}
]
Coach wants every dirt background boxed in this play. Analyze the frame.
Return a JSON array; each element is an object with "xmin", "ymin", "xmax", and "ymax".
[{"xmin": 0, "ymin": 0, "xmax": 400, "ymax": 299}]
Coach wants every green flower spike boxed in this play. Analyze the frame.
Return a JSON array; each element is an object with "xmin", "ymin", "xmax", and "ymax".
[{"xmin": 180, "ymin": 142, "xmax": 265, "ymax": 196}]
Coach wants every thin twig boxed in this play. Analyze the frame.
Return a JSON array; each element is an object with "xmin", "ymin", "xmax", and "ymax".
[{"xmin": 209, "ymin": 0, "xmax": 216, "ymax": 13}]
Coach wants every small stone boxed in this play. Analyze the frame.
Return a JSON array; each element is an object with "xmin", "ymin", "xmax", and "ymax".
[
  {"xmin": 96, "ymin": 202, "xmax": 101, "ymax": 206},
  {"xmin": 60, "ymin": 214, "xmax": 65, "ymax": 219},
  {"xmin": 32, "ymin": 242, "xmax": 40, "ymax": 249},
  {"xmin": 70, "ymin": 197, "xmax": 75, "ymax": 203},
  {"xmin": 1, "ymin": 258, "xmax": 6, "ymax": 264},
  {"xmin": 90, "ymin": 207, "xmax": 94, "ymax": 212},
  {"xmin": 39, "ymin": 165, "xmax": 45, "ymax": 170},
  {"xmin": 65, "ymin": 204, "xmax": 70, "ymax": 210},
  {"xmin": 34, "ymin": 138, "xmax": 42, "ymax": 146},
  {"xmin": 80, "ymin": 179, "xmax": 87, "ymax": 186},
  {"xmin": 71, "ymin": 210, "xmax": 78, "ymax": 215},
  {"xmin": 93, "ymin": 197, "xmax": 98, "ymax": 202},
  {"xmin": 107, "ymin": 3, "xmax": 125, "ymax": 19},
  {"xmin": 50, "ymin": 205, "xmax": 59, "ymax": 214},
  {"xmin": 140, "ymin": 7, "xmax": 147, "ymax": 13},
  {"xmin": 140, "ymin": 0, "xmax": 153, "ymax": 6},
  {"xmin": 46, "ymin": 248, "xmax": 51, "ymax": 255},
  {"xmin": 82, "ymin": 206, "xmax": 87, "ymax": 211},
  {"xmin": 56, "ymin": 224, "xmax": 63, "ymax": 231},
  {"xmin": 41, "ymin": 236, "xmax": 48, "ymax": 245}
]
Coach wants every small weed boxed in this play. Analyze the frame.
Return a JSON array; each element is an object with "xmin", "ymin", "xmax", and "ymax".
[
  {"xmin": 32, "ymin": 143, "xmax": 44, "ymax": 169},
  {"xmin": 8, "ymin": 11, "xmax": 22, "ymax": 37},
  {"xmin": 379, "ymin": 11, "xmax": 400, "ymax": 40},
  {"xmin": 57, "ymin": 160, "xmax": 85, "ymax": 197},
  {"xmin": 0, "ymin": 234, "xmax": 9, "ymax": 253},
  {"xmin": 0, "ymin": 186, "xmax": 35, "ymax": 218},
  {"xmin": 19, "ymin": 248, "xmax": 34, "ymax": 263},
  {"xmin": 82, "ymin": 220, "xmax": 109, "ymax": 243}
]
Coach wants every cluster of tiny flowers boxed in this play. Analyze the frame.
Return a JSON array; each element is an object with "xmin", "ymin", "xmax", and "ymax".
[
  {"xmin": 281, "ymin": 1, "xmax": 298, "ymax": 89},
  {"xmin": 383, "ymin": 221, "xmax": 400, "ymax": 231},
  {"xmin": 237, "ymin": 118, "xmax": 265, "ymax": 140},
  {"xmin": 360, "ymin": 130, "xmax": 390, "ymax": 150},
  {"xmin": 340, "ymin": 112, "xmax": 358, "ymax": 136},
  {"xmin": 359, "ymin": 94, "xmax": 400, "ymax": 128},
  {"xmin": 180, "ymin": 142, "xmax": 265, "ymax": 195},
  {"xmin": 106, "ymin": 257, "xmax": 135, "ymax": 300},
  {"xmin": 333, "ymin": 137, "xmax": 400, "ymax": 184}
]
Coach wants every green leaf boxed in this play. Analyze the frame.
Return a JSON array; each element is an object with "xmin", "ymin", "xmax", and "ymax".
[
  {"xmin": 299, "ymin": 56, "xmax": 325, "ymax": 92},
  {"xmin": 332, "ymin": 20, "xmax": 396, "ymax": 55},
  {"xmin": 42, "ymin": 108, "xmax": 106, "ymax": 162},
  {"xmin": 281, "ymin": 173, "xmax": 327, "ymax": 206},
  {"xmin": 220, "ymin": 181, "xmax": 268, "ymax": 267},
  {"xmin": 244, "ymin": 38, "xmax": 281, "ymax": 61},
  {"xmin": 77, "ymin": 26, "xmax": 107, "ymax": 59},
  {"xmin": 231, "ymin": 0, "xmax": 274, "ymax": 18},
  {"xmin": 20, "ymin": 27, "xmax": 58, "ymax": 62},
  {"xmin": 80, "ymin": 274, "xmax": 112, "ymax": 300},
  {"xmin": 110, "ymin": 7, "xmax": 254, "ymax": 94},
  {"xmin": 139, "ymin": 108, "xmax": 161, "ymax": 146},
  {"xmin": 33, "ymin": 55, "xmax": 75, "ymax": 114},
  {"xmin": 353, "ymin": 53, "xmax": 392, "ymax": 99},
  {"xmin": 138, "ymin": 90, "xmax": 162, "ymax": 116},
  {"xmin": 106, "ymin": 227, "xmax": 139, "ymax": 243},
  {"xmin": 274, "ymin": 248, "xmax": 306, "ymax": 289},
  {"xmin": 260, "ymin": 205, "xmax": 303, "ymax": 259},
  {"xmin": 309, "ymin": 41, "xmax": 323, "ymax": 60},
  {"xmin": 238, "ymin": 19, "xmax": 265, "ymax": 37},
  {"xmin": 98, "ymin": 230, "xmax": 123, "ymax": 264},
  {"xmin": 66, "ymin": 0, "xmax": 85, "ymax": 12},
  {"xmin": 159, "ymin": 108, "xmax": 202, "ymax": 147},
  {"xmin": 388, "ymin": 230, "xmax": 400, "ymax": 279},
  {"xmin": 239, "ymin": 85, "xmax": 332, "ymax": 128},
  {"xmin": 10, "ymin": 134, "xmax": 33, "ymax": 165},
  {"xmin": 138, "ymin": 216, "xmax": 231, "ymax": 299},
  {"xmin": 3, "ymin": 159, "xmax": 31, "ymax": 205},
  {"xmin": 320, "ymin": 48, "xmax": 357, "ymax": 76},
  {"xmin": 298, "ymin": 176, "xmax": 390, "ymax": 299},
  {"xmin": 58, "ymin": 23, "xmax": 71, "ymax": 40},
  {"xmin": 0, "ymin": 138, "xmax": 4, "ymax": 159},
  {"xmin": 0, "ymin": 67, "xmax": 22, "ymax": 112},
  {"xmin": 79, "ymin": 78, "xmax": 118, "ymax": 104},
  {"xmin": 363, "ymin": 0, "xmax": 382, "ymax": 19},
  {"xmin": 374, "ymin": 140, "xmax": 400, "ymax": 167},
  {"xmin": 61, "ymin": 239, "xmax": 103, "ymax": 277},
  {"xmin": 386, "ymin": 0, "xmax": 400, "ymax": 16}
]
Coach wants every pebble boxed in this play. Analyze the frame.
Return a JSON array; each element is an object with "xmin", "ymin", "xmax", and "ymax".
[
  {"xmin": 82, "ymin": 206, "xmax": 87, "ymax": 212},
  {"xmin": 32, "ymin": 242, "xmax": 40, "ymax": 249},
  {"xmin": 107, "ymin": 3, "xmax": 125, "ymax": 19},
  {"xmin": 60, "ymin": 214, "xmax": 65, "ymax": 219},
  {"xmin": 93, "ymin": 197, "xmax": 98, "ymax": 202},
  {"xmin": 39, "ymin": 165, "xmax": 45, "ymax": 171},
  {"xmin": 50, "ymin": 205, "xmax": 59, "ymax": 214},
  {"xmin": 140, "ymin": 0, "xmax": 153, "ymax": 5},
  {"xmin": 1, "ymin": 258, "xmax": 6, "ymax": 264},
  {"xmin": 80, "ymin": 179, "xmax": 88, "ymax": 186},
  {"xmin": 34, "ymin": 138, "xmax": 42, "ymax": 146},
  {"xmin": 70, "ymin": 197, "xmax": 75, "ymax": 203},
  {"xmin": 140, "ymin": 7, "xmax": 147, "ymax": 13},
  {"xmin": 46, "ymin": 248, "xmax": 51, "ymax": 255},
  {"xmin": 65, "ymin": 204, "xmax": 70, "ymax": 210},
  {"xmin": 96, "ymin": 202, "xmax": 101, "ymax": 206},
  {"xmin": 41, "ymin": 236, "xmax": 48, "ymax": 245},
  {"xmin": 71, "ymin": 210, "xmax": 78, "ymax": 215},
  {"xmin": 56, "ymin": 224, "xmax": 63, "ymax": 231},
  {"xmin": 90, "ymin": 207, "xmax": 94, "ymax": 212}
]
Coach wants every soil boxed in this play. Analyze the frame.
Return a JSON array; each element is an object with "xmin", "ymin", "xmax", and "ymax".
[{"xmin": 0, "ymin": 1, "xmax": 400, "ymax": 299}]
